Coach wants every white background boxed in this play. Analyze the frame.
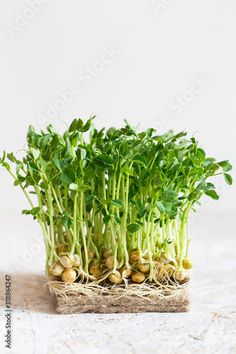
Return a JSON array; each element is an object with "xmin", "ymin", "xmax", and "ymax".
[
  {"xmin": 0, "ymin": 0, "xmax": 235, "ymax": 213},
  {"xmin": 0, "ymin": 3, "xmax": 236, "ymax": 354}
]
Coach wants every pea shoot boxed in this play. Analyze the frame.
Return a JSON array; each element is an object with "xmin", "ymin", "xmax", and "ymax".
[{"xmin": 0, "ymin": 117, "xmax": 233, "ymax": 285}]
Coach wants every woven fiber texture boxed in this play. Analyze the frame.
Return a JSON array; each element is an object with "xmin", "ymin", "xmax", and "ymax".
[{"xmin": 49, "ymin": 281, "xmax": 191, "ymax": 314}]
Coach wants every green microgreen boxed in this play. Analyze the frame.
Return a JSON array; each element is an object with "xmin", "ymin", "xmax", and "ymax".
[{"xmin": 0, "ymin": 117, "xmax": 233, "ymax": 283}]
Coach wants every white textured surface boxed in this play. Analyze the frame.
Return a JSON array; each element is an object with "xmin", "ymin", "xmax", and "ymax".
[{"xmin": 0, "ymin": 211, "xmax": 236, "ymax": 354}]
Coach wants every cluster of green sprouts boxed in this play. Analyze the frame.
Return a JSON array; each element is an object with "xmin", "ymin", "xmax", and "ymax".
[{"xmin": 0, "ymin": 117, "xmax": 232, "ymax": 285}]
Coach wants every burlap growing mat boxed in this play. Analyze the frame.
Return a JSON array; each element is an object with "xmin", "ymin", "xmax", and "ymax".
[{"xmin": 48, "ymin": 280, "xmax": 191, "ymax": 314}]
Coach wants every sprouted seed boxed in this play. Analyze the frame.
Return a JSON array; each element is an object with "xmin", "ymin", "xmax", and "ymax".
[
  {"xmin": 0, "ymin": 117, "xmax": 232, "ymax": 285},
  {"xmin": 56, "ymin": 243, "xmax": 69, "ymax": 255},
  {"xmin": 105, "ymin": 256, "xmax": 115, "ymax": 269},
  {"xmin": 108, "ymin": 271, "xmax": 122, "ymax": 284},
  {"xmin": 120, "ymin": 266, "xmax": 132, "ymax": 278},
  {"xmin": 174, "ymin": 270, "xmax": 186, "ymax": 282},
  {"xmin": 182, "ymin": 258, "xmax": 192, "ymax": 270},
  {"xmin": 138, "ymin": 262, "xmax": 150, "ymax": 273},
  {"xmin": 88, "ymin": 250, "xmax": 95, "ymax": 260},
  {"xmin": 61, "ymin": 268, "xmax": 77, "ymax": 283},
  {"xmin": 131, "ymin": 271, "xmax": 146, "ymax": 284},
  {"xmin": 129, "ymin": 249, "xmax": 140, "ymax": 264},
  {"xmin": 60, "ymin": 255, "xmax": 74, "ymax": 269},
  {"xmin": 49, "ymin": 263, "xmax": 64, "ymax": 277},
  {"xmin": 89, "ymin": 261, "xmax": 102, "ymax": 278},
  {"xmin": 72, "ymin": 254, "xmax": 80, "ymax": 267},
  {"xmin": 164, "ymin": 264, "xmax": 175, "ymax": 277},
  {"xmin": 102, "ymin": 248, "xmax": 113, "ymax": 259},
  {"xmin": 155, "ymin": 265, "xmax": 167, "ymax": 282}
]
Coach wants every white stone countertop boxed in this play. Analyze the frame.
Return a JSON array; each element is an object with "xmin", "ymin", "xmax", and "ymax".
[{"xmin": 0, "ymin": 210, "xmax": 236, "ymax": 354}]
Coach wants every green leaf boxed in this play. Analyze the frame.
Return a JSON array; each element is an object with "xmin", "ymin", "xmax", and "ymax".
[
  {"xmin": 79, "ymin": 147, "xmax": 87, "ymax": 160},
  {"xmin": 70, "ymin": 132, "xmax": 79, "ymax": 147},
  {"xmin": 87, "ymin": 220, "xmax": 93, "ymax": 228},
  {"xmin": 62, "ymin": 212, "xmax": 73, "ymax": 230},
  {"xmin": 197, "ymin": 182, "xmax": 215, "ymax": 192},
  {"xmin": 0, "ymin": 150, "xmax": 6, "ymax": 163},
  {"xmin": 85, "ymin": 194, "xmax": 94, "ymax": 204},
  {"xmin": 7, "ymin": 153, "xmax": 15, "ymax": 162},
  {"xmin": 69, "ymin": 119, "xmax": 78, "ymax": 132},
  {"xmin": 122, "ymin": 166, "xmax": 134, "ymax": 176},
  {"xmin": 103, "ymin": 215, "xmax": 111, "ymax": 224},
  {"xmin": 78, "ymin": 184, "xmax": 91, "ymax": 192},
  {"xmin": 80, "ymin": 117, "xmax": 93, "ymax": 132},
  {"xmin": 163, "ymin": 190, "xmax": 178, "ymax": 202},
  {"xmin": 76, "ymin": 119, "xmax": 84, "ymax": 132},
  {"xmin": 107, "ymin": 127, "xmax": 117, "ymax": 138},
  {"xmin": 197, "ymin": 148, "xmax": 206, "ymax": 161},
  {"xmin": 127, "ymin": 223, "xmax": 140, "ymax": 233},
  {"xmin": 205, "ymin": 190, "xmax": 219, "ymax": 200},
  {"xmin": 111, "ymin": 199, "xmax": 123, "ymax": 208},
  {"xmin": 22, "ymin": 207, "xmax": 40, "ymax": 216},
  {"xmin": 31, "ymin": 207, "xmax": 41, "ymax": 216},
  {"xmin": 224, "ymin": 173, "xmax": 233, "ymax": 185},
  {"xmin": 1, "ymin": 161, "xmax": 10, "ymax": 171},
  {"xmin": 218, "ymin": 160, "xmax": 232, "ymax": 172},
  {"xmin": 76, "ymin": 117, "xmax": 94, "ymax": 132},
  {"xmin": 132, "ymin": 154, "xmax": 147, "ymax": 166},
  {"xmin": 202, "ymin": 158, "xmax": 216, "ymax": 167},
  {"xmin": 156, "ymin": 201, "xmax": 165, "ymax": 213},
  {"xmin": 22, "ymin": 209, "xmax": 31, "ymax": 215},
  {"xmin": 114, "ymin": 215, "xmax": 121, "ymax": 224},
  {"xmin": 206, "ymin": 182, "xmax": 215, "ymax": 190},
  {"xmin": 163, "ymin": 202, "xmax": 172, "ymax": 213},
  {"xmin": 47, "ymin": 124, "xmax": 57, "ymax": 135},
  {"xmin": 94, "ymin": 154, "xmax": 112, "ymax": 167},
  {"xmin": 30, "ymin": 148, "xmax": 40, "ymax": 160},
  {"xmin": 60, "ymin": 169, "xmax": 75, "ymax": 184},
  {"xmin": 53, "ymin": 159, "xmax": 62, "ymax": 171},
  {"xmin": 137, "ymin": 207, "xmax": 146, "ymax": 218}
]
